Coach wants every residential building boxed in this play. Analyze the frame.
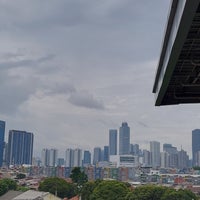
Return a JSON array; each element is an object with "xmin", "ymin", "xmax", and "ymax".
[
  {"xmin": 163, "ymin": 143, "xmax": 178, "ymax": 168},
  {"xmin": 143, "ymin": 149, "xmax": 151, "ymax": 167},
  {"xmin": 163, "ymin": 143, "xmax": 177, "ymax": 154},
  {"xmin": 49, "ymin": 149, "xmax": 58, "ymax": 167},
  {"xmin": 41, "ymin": 148, "xmax": 50, "ymax": 167},
  {"xmin": 57, "ymin": 158, "xmax": 65, "ymax": 166},
  {"xmin": 150, "ymin": 141, "xmax": 160, "ymax": 169},
  {"xmin": 65, "ymin": 148, "xmax": 74, "ymax": 168},
  {"xmin": 160, "ymin": 151, "xmax": 169, "ymax": 168},
  {"xmin": 178, "ymin": 149, "xmax": 189, "ymax": 169},
  {"xmin": 93, "ymin": 147, "xmax": 101, "ymax": 165},
  {"xmin": 73, "ymin": 148, "xmax": 82, "ymax": 167}
]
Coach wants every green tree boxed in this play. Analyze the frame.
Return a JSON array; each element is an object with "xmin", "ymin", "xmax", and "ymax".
[
  {"xmin": 16, "ymin": 173, "xmax": 26, "ymax": 179},
  {"xmin": 70, "ymin": 167, "xmax": 88, "ymax": 192},
  {"xmin": 81, "ymin": 180, "xmax": 102, "ymax": 200},
  {"xmin": 161, "ymin": 189, "xmax": 197, "ymax": 200},
  {"xmin": 0, "ymin": 180, "xmax": 8, "ymax": 196},
  {"xmin": 126, "ymin": 185, "xmax": 166, "ymax": 200},
  {"xmin": 2, "ymin": 178, "xmax": 17, "ymax": 190},
  {"xmin": 89, "ymin": 180, "xmax": 130, "ymax": 200},
  {"xmin": 125, "ymin": 191, "xmax": 137, "ymax": 200},
  {"xmin": 0, "ymin": 178, "xmax": 18, "ymax": 196},
  {"xmin": 38, "ymin": 177, "xmax": 76, "ymax": 199},
  {"xmin": 125, "ymin": 185, "xmax": 198, "ymax": 200}
]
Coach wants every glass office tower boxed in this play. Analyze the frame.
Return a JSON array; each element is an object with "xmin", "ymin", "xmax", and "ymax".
[
  {"xmin": 119, "ymin": 122, "xmax": 130, "ymax": 155},
  {"xmin": 192, "ymin": 129, "xmax": 200, "ymax": 166},
  {"xmin": 0, "ymin": 121, "xmax": 5, "ymax": 167},
  {"xmin": 7, "ymin": 130, "xmax": 34, "ymax": 166},
  {"xmin": 109, "ymin": 129, "xmax": 117, "ymax": 155}
]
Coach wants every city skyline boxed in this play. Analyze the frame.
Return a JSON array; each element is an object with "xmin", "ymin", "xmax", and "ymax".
[
  {"xmin": 0, "ymin": 119, "xmax": 192, "ymax": 168},
  {"xmin": 0, "ymin": 1, "xmax": 200, "ymax": 158},
  {"xmin": 0, "ymin": 120, "xmax": 196, "ymax": 159}
]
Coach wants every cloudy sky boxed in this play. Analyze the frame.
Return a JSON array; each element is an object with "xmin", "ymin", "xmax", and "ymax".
[{"xmin": 0, "ymin": 0, "xmax": 199, "ymax": 158}]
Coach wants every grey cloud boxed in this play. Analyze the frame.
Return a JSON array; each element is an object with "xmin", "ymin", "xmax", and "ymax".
[
  {"xmin": 68, "ymin": 91, "xmax": 105, "ymax": 110},
  {"xmin": 43, "ymin": 82, "xmax": 76, "ymax": 96},
  {"xmin": 0, "ymin": 75, "xmax": 38, "ymax": 114},
  {"xmin": 36, "ymin": 54, "xmax": 55, "ymax": 63},
  {"xmin": 137, "ymin": 121, "xmax": 149, "ymax": 128},
  {"xmin": 0, "ymin": 75, "xmax": 76, "ymax": 115},
  {"xmin": 0, "ymin": 1, "xmax": 89, "ymax": 31},
  {"xmin": 0, "ymin": 54, "xmax": 55, "ymax": 69},
  {"xmin": 1, "ymin": 52, "xmax": 24, "ymax": 59}
]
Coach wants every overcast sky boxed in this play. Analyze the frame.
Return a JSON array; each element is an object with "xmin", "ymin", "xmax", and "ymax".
[{"xmin": 0, "ymin": 0, "xmax": 199, "ymax": 158}]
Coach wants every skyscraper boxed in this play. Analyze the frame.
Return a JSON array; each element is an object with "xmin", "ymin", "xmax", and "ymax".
[
  {"xmin": 0, "ymin": 121, "xmax": 5, "ymax": 167},
  {"xmin": 119, "ymin": 122, "xmax": 130, "ymax": 155},
  {"xmin": 130, "ymin": 144, "xmax": 140, "ymax": 155},
  {"xmin": 73, "ymin": 148, "xmax": 82, "ymax": 167},
  {"xmin": 163, "ymin": 143, "xmax": 177, "ymax": 154},
  {"xmin": 163, "ymin": 143, "xmax": 178, "ymax": 168},
  {"xmin": 192, "ymin": 129, "xmax": 200, "ymax": 166},
  {"xmin": 109, "ymin": 129, "xmax": 117, "ymax": 155},
  {"xmin": 49, "ymin": 149, "xmax": 58, "ymax": 167},
  {"xmin": 160, "ymin": 152, "xmax": 169, "ymax": 168},
  {"xmin": 65, "ymin": 148, "xmax": 74, "ymax": 167},
  {"xmin": 143, "ymin": 149, "xmax": 151, "ymax": 167},
  {"xmin": 178, "ymin": 149, "xmax": 189, "ymax": 169},
  {"xmin": 103, "ymin": 146, "xmax": 109, "ymax": 162},
  {"xmin": 150, "ymin": 141, "xmax": 160, "ymax": 169},
  {"xmin": 7, "ymin": 130, "xmax": 34, "ymax": 166},
  {"xmin": 93, "ymin": 147, "xmax": 101, "ymax": 165},
  {"xmin": 41, "ymin": 148, "xmax": 50, "ymax": 167},
  {"xmin": 83, "ymin": 150, "xmax": 91, "ymax": 166}
]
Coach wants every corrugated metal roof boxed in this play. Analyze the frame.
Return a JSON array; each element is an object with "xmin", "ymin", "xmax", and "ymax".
[
  {"xmin": 13, "ymin": 190, "xmax": 49, "ymax": 200},
  {"xmin": 0, "ymin": 190, "xmax": 23, "ymax": 200}
]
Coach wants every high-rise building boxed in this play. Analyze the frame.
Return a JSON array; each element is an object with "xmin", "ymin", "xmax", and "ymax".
[
  {"xmin": 41, "ymin": 148, "xmax": 50, "ymax": 167},
  {"xmin": 0, "ymin": 121, "xmax": 5, "ymax": 167},
  {"xmin": 73, "ymin": 148, "xmax": 82, "ymax": 167},
  {"xmin": 192, "ymin": 129, "xmax": 200, "ymax": 166},
  {"xmin": 41, "ymin": 148, "xmax": 57, "ymax": 167},
  {"xmin": 49, "ymin": 149, "xmax": 58, "ymax": 167},
  {"xmin": 57, "ymin": 158, "xmax": 64, "ymax": 166},
  {"xmin": 163, "ymin": 143, "xmax": 177, "ymax": 154},
  {"xmin": 65, "ymin": 148, "xmax": 74, "ymax": 167},
  {"xmin": 178, "ymin": 149, "xmax": 189, "ymax": 169},
  {"xmin": 160, "ymin": 152, "xmax": 169, "ymax": 168},
  {"xmin": 93, "ymin": 147, "xmax": 101, "ymax": 165},
  {"xmin": 163, "ymin": 143, "xmax": 178, "ymax": 168},
  {"xmin": 194, "ymin": 151, "xmax": 200, "ymax": 166},
  {"xmin": 143, "ymin": 149, "xmax": 151, "ymax": 167},
  {"xmin": 7, "ymin": 130, "xmax": 34, "ymax": 166},
  {"xmin": 83, "ymin": 150, "xmax": 91, "ymax": 166},
  {"xmin": 119, "ymin": 122, "xmax": 130, "ymax": 155},
  {"xmin": 103, "ymin": 146, "xmax": 109, "ymax": 162},
  {"xmin": 130, "ymin": 144, "xmax": 139, "ymax": 156},
  {"xmin": 150, "ymin": 141, "xmax": 160, "ymax": 169},
  {"xmin": 109, "ymin": 129, "xmax": 117, "ymax": 155}
]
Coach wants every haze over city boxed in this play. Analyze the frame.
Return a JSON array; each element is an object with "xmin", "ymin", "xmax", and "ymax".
[{"xmin": 0, "ymin": 0, "xmax": 199, "ymax": 158}]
